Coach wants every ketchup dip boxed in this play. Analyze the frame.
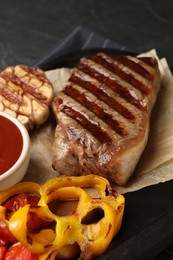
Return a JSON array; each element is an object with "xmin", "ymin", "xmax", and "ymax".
[{"xmin": 0, "ymin": 115, "xmax": 23, "ymax": 175}]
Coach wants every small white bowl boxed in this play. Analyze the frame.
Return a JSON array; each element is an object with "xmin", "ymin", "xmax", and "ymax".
[{"xmin": 0, "ymin": 112, "xmax": 30, "ymax": 191}]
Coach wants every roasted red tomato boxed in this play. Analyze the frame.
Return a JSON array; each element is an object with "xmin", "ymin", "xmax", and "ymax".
[
  {"xmin": 3, "ymin": 193, "xmax": 51, "ymax": 232},
  {"xmin": 5, "ymin": 243, "xmax": 38, "ymax": 260},
  {"xmin": 0, "ymin": 220, "xmax": 17, "ymax": 246},
  {"xmin": 27, "ymin": 212, "xmax": 52, "ymax": 231},
  {"xmin": 3, "ymin": 193, "xmax": 39, "ymax": 214},
  {"xmin": 0, "ymin": 246, "xmax": 7, "ymax": 260}
]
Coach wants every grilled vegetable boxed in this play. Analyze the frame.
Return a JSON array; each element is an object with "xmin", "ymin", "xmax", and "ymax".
[
  {"xmin": 0, "ymin": 65, "xmax": 53, "ymax": 130},
  {"xmin": 0, "ymin": 175, "xmax": 125, "ymax": 259}
]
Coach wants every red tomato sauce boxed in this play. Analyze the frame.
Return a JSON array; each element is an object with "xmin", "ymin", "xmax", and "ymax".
[{"xmin": 0, "ymin": 115, "xmax": 23, "ymax": 175}]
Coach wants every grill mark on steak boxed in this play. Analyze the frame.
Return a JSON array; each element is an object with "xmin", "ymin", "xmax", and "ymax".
[
  {"xmin": 78, "ymin": 58, "xmax": 146, "ymax": 111},
  {"xmin": 92, "ymin": 53, "xmax": 151, "ymax": 95},
  {"xmin": 112, "ymin": 56, "xmax": 154, "ymax": 81},
  {"xmin": 70, "ymin": 70, "xmax": 135, "ymax": 121},
  {"xmin": 57, "ymin": 97, "xmax": 112, "ymax": 143},
  {"xmin": 64, "ymin": 85, "xmax": 127, "ymax": 137},
  {"xmin": 138, "ymin": 57, "xmax": 157, "ymax": 67}
]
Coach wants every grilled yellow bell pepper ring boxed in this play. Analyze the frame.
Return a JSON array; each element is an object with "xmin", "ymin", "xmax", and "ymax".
[{"xmin": 0, "ymin": 175, "xmax": 125, "ymax": 260}]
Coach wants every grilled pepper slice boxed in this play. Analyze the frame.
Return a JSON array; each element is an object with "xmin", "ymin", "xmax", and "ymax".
[{"xmin": 0, "ymin": 175, "xmax": 125, "ymax": 259}]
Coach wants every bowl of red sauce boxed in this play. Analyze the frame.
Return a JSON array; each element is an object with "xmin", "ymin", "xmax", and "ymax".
[{"xmin": 0, "ymin": 112, "xmax": 30, "ymax": 191}]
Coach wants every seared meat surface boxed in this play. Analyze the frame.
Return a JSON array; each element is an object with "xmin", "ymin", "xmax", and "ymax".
[{"xmin": 52, "ymin": 53, "xmax": 160, "ymax": 185}]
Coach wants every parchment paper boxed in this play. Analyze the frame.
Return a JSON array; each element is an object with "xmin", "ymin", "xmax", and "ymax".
[{"xmin": 23, "ymin": 50, "xmax": 173, "ymax": 194}]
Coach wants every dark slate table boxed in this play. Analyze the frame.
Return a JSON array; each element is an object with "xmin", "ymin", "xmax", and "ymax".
[{"xmin": 0, "ymin": 0, "xmax": 173, "ymax": 259}]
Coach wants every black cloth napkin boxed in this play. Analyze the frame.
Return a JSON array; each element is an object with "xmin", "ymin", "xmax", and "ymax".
[{"xmin": 34, "ymin": 25, "xmax": 133, "ymax": 70}]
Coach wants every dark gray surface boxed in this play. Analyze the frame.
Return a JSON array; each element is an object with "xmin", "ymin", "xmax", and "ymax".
[
  {"xmin": 0, "ymin": 0, "xmax": 173, "ymax": 259},
  {"xmin": 0, "ymin": 0, "xmax": 173, "ymax": 69}
]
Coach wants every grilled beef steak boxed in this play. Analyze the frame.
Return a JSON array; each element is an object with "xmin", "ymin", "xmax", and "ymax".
[{"xmin": 52, "ymin": 53, "xmax": 161, "ymax": 185}]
